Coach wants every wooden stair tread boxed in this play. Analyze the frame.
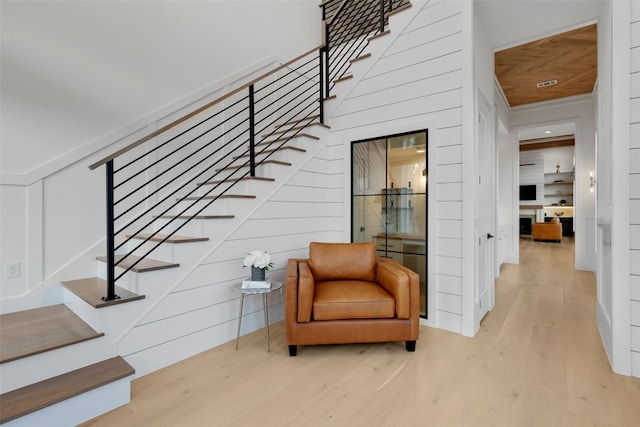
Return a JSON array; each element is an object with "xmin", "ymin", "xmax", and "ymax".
[
  {"xmin": 216, "ymin": 159, "xmax": 291, "ymax": 172},
  {"xmin": 62, "ymin": 277, "xmax": 145, "ymax": 308},
  {"xmin": 274, "ymin": 115, "xmax": 319, "ymax": 127},
  {"xmin": 156, "ymin": 215, "xmax": 235, "ymax": 220},
  {"xmin": 0, "ymin": 304, "xmax": 104, "ymax": 364},
  {"xmin": 126, "ymin": 233, "xmax": 209, "ymax": 244},
  {"xmin": 197, "ymin": 176, "xmax": 275, "ymax": 186},
  {"xmin": 180, "ymin": 195, "xmax": 256, "ymax": 201},
  {"xmin": 0, "ymin": 356, "xmax": 134, "ymax": 424},
  {"xmin": 368, "ymin": 29, "xmax": 390, "ymax": 41},
  {"xmin": 263, "ymin": 122, "xmax": 330, "ymax": 138},
  {"xmin": 350, "ymin": 52, "xmax": 372, "ymax": 63},
  {"xmin": 333, "ymin": 74, "xmax": 353, "ymax": 84},
  {"xmin": 258, "ymin": 134, "xmax": 319, "ymax": 145},
  {"xmin": 96, "ymin": 254, "xmax": 179, "ymax": 272},
  {"xmin": 234, "ymin": 146, "xmax": 307, "ymax": 159}
]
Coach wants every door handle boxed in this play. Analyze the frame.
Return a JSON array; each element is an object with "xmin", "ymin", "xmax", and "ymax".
[{"xmin": 487, "ymin": 233, "xmax": 495, "ymax": 239}]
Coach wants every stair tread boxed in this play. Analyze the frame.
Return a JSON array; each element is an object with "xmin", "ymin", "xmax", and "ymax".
[
  {"xmin": 258, "ymin": 133, "xmax": 319, "ymax": 145},
  {"xmin": 126, "ymin": 233, "xmax": 209, "ymax": 244},
  {"xmin": 62, "ymin": 277, "xmax": 145, "ymax": 308},
  {"xmin": 197, "ymin": 176, "xmax": 275, "ymax": 186},
  {"xmin": 0, "ymin": 304, "xmax": 104, "ymax": 364},
  {"xmin": 333, "ymin": 74, "xmax": 353, "ymax": 84},
  {"xmin": 274, "ymin": 115, "xmax": 319, "ymax": 128},
  {"xmin": 0, "ymin": 356, "xmax": 134, "ymax": 424},
  {"xmin": 96, "ymin": 254, "xmax": 179, "ymax": 272},
  {"xmin": 180, "ymin": 194, "xmax": 256, "ymax": 201},
  {"xmin": 156, "ymin": 214, "xmax": 235, "ymax": 220},
  {"xmin": 368, "ymin": 29, "xmax": 390, "ymax": 41},
  {"xmin": 350, "ymin": 52, "xmax": 372, "ymax": 63},
  {"xmin": 262, "ymin": 122, "xmax": 330, "ymax": 138},
  {"xmin": 216, "ymin": 159, "xmax": 292, "ymax": 172},
  {"xmin": 234, "ymin": 146, "xmax": 307, "ymax": 159}
]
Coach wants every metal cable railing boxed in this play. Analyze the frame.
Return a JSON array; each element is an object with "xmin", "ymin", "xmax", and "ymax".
[
  {"xmin": 90, "ymin": 46, "xmax": 324, "ymax": 301},
  {"xmin": 90, "ymin": 0, "xmax": 410, "ymax": 301},
  {"xmin": 321, "ymin": 0, "xmax": 410, "ymax": 97}
]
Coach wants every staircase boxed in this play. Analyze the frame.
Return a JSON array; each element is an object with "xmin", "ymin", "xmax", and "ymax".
[{"xmin": 0, "ymin": 0, "xmax": 414, "ymax": 424}]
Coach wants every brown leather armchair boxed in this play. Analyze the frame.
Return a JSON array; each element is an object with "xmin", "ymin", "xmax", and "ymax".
[
  {"xmin": 285, "ymin": 242, "xmax": 420, "ymax": 356},
  {"xmin": 532, "ymin": 217, "xmax": 562, "ymax": 242}
]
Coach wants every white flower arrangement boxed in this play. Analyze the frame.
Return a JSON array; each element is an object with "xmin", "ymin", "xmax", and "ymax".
[{"xmin": 243, "ymin": 250, "xmax": 274, "ymax": 270}]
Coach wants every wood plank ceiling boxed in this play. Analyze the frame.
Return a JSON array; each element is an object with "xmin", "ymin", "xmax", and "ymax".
[{"xmin": 495, "ymin": 24, "xmax": 597, "ymax": 107}]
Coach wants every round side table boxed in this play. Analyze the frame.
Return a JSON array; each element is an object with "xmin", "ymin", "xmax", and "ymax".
[{"xmin": 231, "ymin": 281, "xmax": 283, "ymax": 352}]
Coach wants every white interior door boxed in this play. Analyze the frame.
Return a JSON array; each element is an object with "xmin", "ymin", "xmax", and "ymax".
[{"xmin": 475, "ymin": 95, "xmax": 495, "ymax": 325}]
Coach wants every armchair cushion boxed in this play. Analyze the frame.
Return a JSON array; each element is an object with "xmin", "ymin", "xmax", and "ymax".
[
  {"xmin": 309, "ymin": 242, "xmax": 376, "ymax": 282},
  {"xmin": 313, "ymin": 280, "xmax": 395, "ymax": 320}
]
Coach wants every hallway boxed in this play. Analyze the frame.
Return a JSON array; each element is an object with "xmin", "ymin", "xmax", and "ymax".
[{"xmin": 82, "ymin": 238, "xmax": 640, "ymax": 426}]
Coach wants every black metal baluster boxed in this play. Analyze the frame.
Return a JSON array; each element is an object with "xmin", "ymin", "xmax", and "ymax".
[
  {"xmin": 103, "ymin": 160, "xmax": 120, "ymax": 301},
  {"xmin": 379, "ymin": 0, "xmax": 385, "ymax": 33},
  {"xmin": 325, "ymin": 21, "xmax": 331, "ymax": 98},
  {"xmin": 319, "ymin": 49, "xmax": 325, "ymax": 124},
  {"xmin": 249, "ymin": 84, "xmax": 256, "ymax": 177}
]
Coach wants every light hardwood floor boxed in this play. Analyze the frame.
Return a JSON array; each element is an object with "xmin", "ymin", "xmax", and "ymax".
[{"xmin": 82, "ymin": 237, "xmax": 640, "ymax": 426}]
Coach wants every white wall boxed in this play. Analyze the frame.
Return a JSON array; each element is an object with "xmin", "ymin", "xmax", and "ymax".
[
  {"xmin": 627, "ymin": 0, "xmax": 639, "ymax": 376},
  {"xmin": 328, "ymin": 0, "xmax": 469, "ymax": 334},
  {"xmin": 510, "ymin": 96, "xmax": 596, "ymax": 272},
  {"xmin": 0, "ymin": 0, "xmax": 320, "ymax": 176},
  {"xmin": 0, "ymin": 1, "xmax": 319, "ymax": 311}
]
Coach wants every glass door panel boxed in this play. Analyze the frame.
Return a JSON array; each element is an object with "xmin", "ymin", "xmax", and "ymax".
[{"xmin": 351, "ymin": 130, "xmax": 428, "ymax": 318}]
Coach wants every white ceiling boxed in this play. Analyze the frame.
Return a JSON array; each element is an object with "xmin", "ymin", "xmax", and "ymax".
[
  {"xmin": 475, "ymin": 0, "xmax": 602, "ymax": 51},
  {"xmin": 518, "ymin": 122, "xmax": 576, "ymax": 141}
]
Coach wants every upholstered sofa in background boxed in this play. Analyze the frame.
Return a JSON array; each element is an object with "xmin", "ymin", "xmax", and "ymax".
[
  {"xmin": 285, "ymin": 242, "xmax": 420, "ymax": 356},
  {"xmin": 532, "ymin": 217, "xmax": 562, "ymax": 242}
]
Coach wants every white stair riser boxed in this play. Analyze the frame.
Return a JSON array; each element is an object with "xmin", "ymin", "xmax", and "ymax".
[
  {"xmin": 151, "ymin": 216, "xmax": 236, "ymax": 237},
  {"xmin": 95, "ymin": 260, "xmax": 183, "ymax": 297},
  {"xmin": 0, "ymin": 338, "xmax": 112, "ymax": 394},
  {"xmin": 196, "ymin": 178, "xmax": 275, "ymax": 197},
  {"xmin": 124, "ymin": 238, "xmax": 210, "ymax": 263},
  {"xmin": 215, "ymin": 162, "xmax": 287, "ymax": 178},
  {"xmin": 2, "ymin": 376, "xmax": 133, "ymax": 427},
  {"xmin": 63, "ymin": 286, "xmax": 151, "ymax": 335},
  {"xmin": 174, "ymin": 196, "xmax": 254, "ymax": 216},
  {"xmin": 233, "ymin": 147, "xmax": 306, "ymax": 164}
]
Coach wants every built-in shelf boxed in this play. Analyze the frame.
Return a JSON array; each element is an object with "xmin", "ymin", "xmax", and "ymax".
[{"xmin": 544, "ymin": 171, "xmax": 573, "ymax": 204}]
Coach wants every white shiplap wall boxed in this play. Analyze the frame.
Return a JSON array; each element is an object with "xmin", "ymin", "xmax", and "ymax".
[
  {"xmin": 629, "ymin": 0, "xmax": 640, "ymax": 377},
  {"xmin": 330, "ymin": 0, "xmax": 466, "ymax": 333},
  {"xmin": 116, "ymin": 143, "xmax": 344, "ymax": 376}
]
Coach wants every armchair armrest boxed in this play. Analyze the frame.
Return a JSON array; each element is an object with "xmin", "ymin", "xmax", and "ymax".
[
  {"xmin": 285, "ymin": 259, "xmax": 301, "ymax": 332},
  {"xmin": 297, "ymin": 262, "xmax": 314, "ymax": 322},
  {"xmin": 376, "ymin": 260, "xmax": 410, "ymax": 319}
]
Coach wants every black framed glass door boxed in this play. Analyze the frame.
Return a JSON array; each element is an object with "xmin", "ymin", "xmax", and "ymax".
[{"xmin": 351, "ymin": 130, "xmax": 428, "ymax": 318}]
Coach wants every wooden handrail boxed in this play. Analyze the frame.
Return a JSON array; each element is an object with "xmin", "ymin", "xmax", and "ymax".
[{"xmin": 89, "ymin": 43, "xmax": 325, "ymax": 171}]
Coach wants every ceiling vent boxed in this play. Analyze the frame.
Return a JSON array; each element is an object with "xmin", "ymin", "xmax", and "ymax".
[{"xmin": 536, "ymin": 79, "xmax": 558, "ymax": 88}]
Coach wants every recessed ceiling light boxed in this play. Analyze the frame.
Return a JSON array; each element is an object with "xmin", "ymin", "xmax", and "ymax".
[{"xmin": 545, "ymin": 130, "xmax": 551, "ymax": 134}]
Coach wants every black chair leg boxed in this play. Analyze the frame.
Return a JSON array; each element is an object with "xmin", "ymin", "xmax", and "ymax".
[
  {"xmin": 406, "ymin": 340, "xmax": 416, "ymax": 352},
  {"xmin": 288, "ymin": 345, "xmax": 297, "ymax": 357}
]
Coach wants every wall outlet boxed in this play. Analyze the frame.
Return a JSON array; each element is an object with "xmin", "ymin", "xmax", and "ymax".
[{"xmin": 5, "ymin": 261, "xmax": 20, "ymax": 278}]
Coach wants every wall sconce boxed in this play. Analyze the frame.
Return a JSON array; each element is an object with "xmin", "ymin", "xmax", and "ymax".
[{"xmin": 589, "ymin": 171, "xmax": 595, "ymax": 193}]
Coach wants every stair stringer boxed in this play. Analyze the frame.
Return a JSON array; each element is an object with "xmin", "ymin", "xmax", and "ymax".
[
  {"xmin": 324, "ymin": 2, "xmax": 421, "ymax": 121},
  {"xmin": 110, "ymin": 127, "xmax": 334, "ymax": 377}
]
